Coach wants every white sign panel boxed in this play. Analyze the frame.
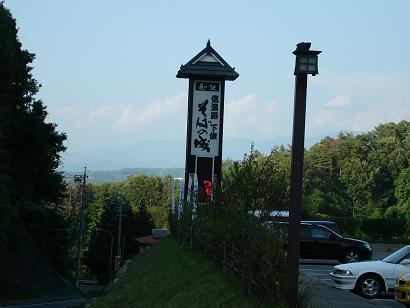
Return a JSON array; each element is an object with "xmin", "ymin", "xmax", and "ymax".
[{"xmin": 190, "ymin": 81, "xmax": 221, "ymax": 156}]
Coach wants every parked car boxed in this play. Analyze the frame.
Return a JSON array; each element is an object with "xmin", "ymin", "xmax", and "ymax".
[
  {"xmin": 395, "ymin": 272, "xmax": 410, "ymax": 306},
  {"xmin": 267, "ymin": 222, "xmax": 372, "ymax": 263},
  {"xmin": 330, "ymin": 245, "xmax": 410, "ymax": 299},
  {"xmin": 301, "ymin": 220, "xmax": 340, "ymax": 234}
]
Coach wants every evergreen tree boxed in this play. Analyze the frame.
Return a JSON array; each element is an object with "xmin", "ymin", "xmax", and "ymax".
[
  {"xmin": 0, "ymin": 3, "xmax": 67, "ymax": 266},
  {"xmin": 85, "ymin": 185, "xmax": 154, "ymax": 281}
]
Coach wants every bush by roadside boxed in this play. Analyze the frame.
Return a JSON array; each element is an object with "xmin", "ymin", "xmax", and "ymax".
[{"xmin": 92, "ymin": 239, "xmax": 262, "ymax": 307}]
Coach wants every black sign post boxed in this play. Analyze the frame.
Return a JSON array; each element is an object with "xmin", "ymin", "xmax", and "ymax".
[{"xmin": 177, "ymin": 40, "xmax": 238, "ymax": 202}]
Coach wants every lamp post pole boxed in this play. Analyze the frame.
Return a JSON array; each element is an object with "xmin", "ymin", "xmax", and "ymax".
[
  {"xmin": 287, "ymin": 73, "xmax": 308, "ymax": 304},
  {"xmin": 287, "ymin": 42, "xmax": 321, "ymax": 305},
  {"xmin": 96, "ymin": 228, "xmax": 114, "ymax": 282}
]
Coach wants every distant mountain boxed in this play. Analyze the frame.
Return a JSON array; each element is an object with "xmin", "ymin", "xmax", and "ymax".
[
  {"xmin": 63, "ymin": 167, "xmax": 185, "ymax": 184},
  {"xmin": 61, "ymin": 139, "xmax": 187, "ymax": 171},
  {"xmin": 61, "ymin": 133, "xmax": 339, "ymax": 175}
]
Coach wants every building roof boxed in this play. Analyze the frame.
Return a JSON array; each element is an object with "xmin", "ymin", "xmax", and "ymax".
[
  {"xmin": 176, "ymin": 40, "xmax": 239, "ymax": 81},
  {"xmin": 136, "ymin": 235, "xmax": 161, "ymax": 246}
]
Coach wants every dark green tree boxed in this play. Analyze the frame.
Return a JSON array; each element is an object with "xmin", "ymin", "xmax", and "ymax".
[
  {"xmin": 394, "ymin": 167, "xmax": 410, "ymax": 215},
  {"xmin": 84, "ymin": 184, "xmax": 154, "ymax": 282},
  {"xmin": 0, "ymin": 3, "xmax": 67, "ymax": 270},
  {"xmin": 222, "ymin": 146, "xmax": 291, "ymax": 215},
  {"xmin": 303, "ymin": 137, "xmax": 347, "ymax": 216},
  {"xmin": 122, "ymin": 174, "xmax": 165, "ymax": 227}
]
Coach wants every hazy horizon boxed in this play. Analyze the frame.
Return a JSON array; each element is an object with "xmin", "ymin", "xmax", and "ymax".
[{"xmin": 5, "ymin": 1, "xmax": 409, "ymax": 170}]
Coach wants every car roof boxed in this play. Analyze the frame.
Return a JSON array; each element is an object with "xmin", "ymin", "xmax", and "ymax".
[
  {"xmin": 302, "ymin": 220, "xmax": 337, "ymax": 224},
  {"xmin": 277, "ymin": 221, "xmax": 340, "ymax": 234},
  {"xmin": 277, "ymin": 221, "xmax": 327, "ymax": 227}
]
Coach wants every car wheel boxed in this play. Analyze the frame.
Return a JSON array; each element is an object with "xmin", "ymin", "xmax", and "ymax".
[
  {"xmin": 355, "ymin": 274, "xmax": 383, "ymax": 299},
  {"xmin": 343, "ymin": 249, "xmax": 360, "ymax": 263}
]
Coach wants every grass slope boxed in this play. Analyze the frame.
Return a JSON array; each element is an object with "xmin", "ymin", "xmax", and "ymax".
[{"xmin": 93, "ymin": 239, "xmax": 255, "ymax": 307}]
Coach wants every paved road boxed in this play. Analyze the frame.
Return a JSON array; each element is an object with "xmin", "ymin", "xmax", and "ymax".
[
  {"xmin": 0, "ymin": 298, "xmax": 86, "ymax": 308},
  {"xmin": 300, "ymin": 245, "xmax": 406, "ymax": 308},
  {"xmin": 300, "ymin": 262, "xmax": 403, "ymax": 307}
]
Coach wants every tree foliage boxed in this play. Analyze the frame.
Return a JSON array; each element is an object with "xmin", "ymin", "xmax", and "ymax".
[
  {"xmin": 0, "ymin": 2, "xmax": 67, "ymax": 268},
  {"xmin": 122, "ymin": 174, "xmax": 170, "ymax": 227},
  {"xmin": 75, "ymin": 180, "xmax": 164, "ymax": 282},
  {"xmin": 222, "ymin": 146, "xmax": 291, "ymax": 215},
  {"xmin": 222, "ymin": 121, "xmax": 410, "ymax": 223},
  {"xmin": 84, "ymin": 184, "xmax": 147, "ymax": 281}
]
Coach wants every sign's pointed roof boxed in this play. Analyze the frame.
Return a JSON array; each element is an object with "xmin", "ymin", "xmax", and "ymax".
[{"xmin": 176, "ymin": 40, "xmax": 239, "ymax": 81}]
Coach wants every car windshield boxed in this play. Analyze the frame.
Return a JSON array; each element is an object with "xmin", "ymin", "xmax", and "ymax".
[
  {"xmin": 382, "ymin": 246, "xmax": 410, "ymax": 264},
  {"xmin": 317, "ymin": 225, "xmax": 341, "ymax": 238},
  {"xmin": 302, "ymin": 221, "xmax": 340, "ymax": 234}
]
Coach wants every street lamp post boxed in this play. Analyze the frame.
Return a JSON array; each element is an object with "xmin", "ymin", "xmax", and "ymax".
[
  {"xmin": 287, "ymin": 42, "xmax": 321, "ymax": 305},
  {"xmin": 96, "ymin": 228, "xmax": 114, "ymax": 282}
]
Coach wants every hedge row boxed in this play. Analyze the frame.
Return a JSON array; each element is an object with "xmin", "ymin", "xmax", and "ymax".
[
  {"xmin": 330, "ymin": 217, "xmax": 409, "ymax": 243},
  {"xmin": 170, "ymin": 200, "xmax": 288, "ymax": 304},
  {"xmin": 304, "ymin": 210, "xmax": 409, "ymax": 242}
]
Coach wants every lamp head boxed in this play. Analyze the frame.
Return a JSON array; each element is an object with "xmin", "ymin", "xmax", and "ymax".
[{"xmin": 293, "ymin": 42, "xmax": 321, "ymax": 76}]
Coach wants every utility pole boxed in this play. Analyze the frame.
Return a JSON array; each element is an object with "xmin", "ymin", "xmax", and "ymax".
[
  {"xmin": 75, "ymin": 166, "xmax": 87, "ymax": 289},
  {"xmin": 115, "ymin": 200, "xmax": 124, "ymax": 271},
  {"xmin": 117, "ymin": 201, "xmax": 123, "ymax": 257}
]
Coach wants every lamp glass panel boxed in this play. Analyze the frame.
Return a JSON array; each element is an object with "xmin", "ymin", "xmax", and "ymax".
[
  {"xmin": 299, "ymin": 57, "xmax": 308, "ymax": 64},
  {"xmin": 308, "ymin": 56, "xmax": 317, "ymax": 64},
  {"xmin": 299, "ymin": 64, "xmax": 307, "ymax": 71},
  {"xmin": 308, "ymin": 65, "xmax": 316, "ymax": 72}
]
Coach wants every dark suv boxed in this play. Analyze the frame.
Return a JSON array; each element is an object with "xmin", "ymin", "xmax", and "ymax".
[
  {"xmin": 301, "ymin": 220, "xmax": 340, "ymax": 234},
  {"xmin": 274, "ymin": 222, "xmax": 372, "ymax": 263}
]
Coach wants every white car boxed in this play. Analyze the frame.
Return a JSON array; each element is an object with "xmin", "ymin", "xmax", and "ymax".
[{"xmin": 330, "ymin": 245, "xmax": 410, "ymax": 299}]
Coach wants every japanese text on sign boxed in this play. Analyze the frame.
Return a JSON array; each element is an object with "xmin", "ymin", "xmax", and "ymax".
[{"xmin": 191, "ymin": 81, "xmax": 221, "ymax": 156}]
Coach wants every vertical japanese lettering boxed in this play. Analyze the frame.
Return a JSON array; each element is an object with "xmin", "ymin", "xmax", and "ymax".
[{"xmin": 191, "ymin": 81, "xmax": 221, "ymax": 156}]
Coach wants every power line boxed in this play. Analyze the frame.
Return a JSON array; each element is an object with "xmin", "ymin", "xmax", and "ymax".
[{"xmin": 62, "ymin": 171, "xmax": 75, "ymax": 177}]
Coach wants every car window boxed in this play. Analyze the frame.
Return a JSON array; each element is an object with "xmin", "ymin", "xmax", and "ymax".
[
  {"xmin": 301, "ymin": 221, "xmax": 341, "ymax": 234},
  {"xmin": 311, "ymin": 226, "xmax": 332, "ymax": 239},
  {"xmin": 402, "ymin": 253, "xmax": 410, "ymax": 262},
  {"xmin": 321, "ymin": 224, "xmax": 338, "ymax": 233},
  {"xmin": 382, "ymin": 246, "xmax": 410, "ymax": 263},
  {"xmin": 300, "ymin": 225, "xmax": 311, "ymax": 238}
]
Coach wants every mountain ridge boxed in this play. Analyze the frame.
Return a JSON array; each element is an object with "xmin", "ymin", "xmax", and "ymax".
[{"xmin": 63, "ymin": 167, "xmax": 185, "ymax": 184}]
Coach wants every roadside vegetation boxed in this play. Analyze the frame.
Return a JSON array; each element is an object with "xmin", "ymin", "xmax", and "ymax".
[
  {"xmin": 63, "ymin": 174, "xmax": 173, "ymax": 283},
  {"xmin": 93, "ymin": 238, "xmax": 286, "ymax": 308},
  {"xmin": 170, "ymin": 125, "xmax": 409, "ymax": 304},
  {"xmin": 0, "ymin": 3, "xmax": 74, "ymax": 299},
  {"xmin": 219, "ymin": 123, "xmax": 410, "ymax": 242}
]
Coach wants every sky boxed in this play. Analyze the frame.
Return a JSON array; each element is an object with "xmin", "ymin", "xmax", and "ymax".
[{"xmin": 5, "ymin": 0, "xmax": 410, "ymax": 170}]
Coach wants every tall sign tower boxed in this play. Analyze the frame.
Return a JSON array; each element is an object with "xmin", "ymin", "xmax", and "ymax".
[{"xmin": 177, "ymin": 40, "xmax": 239, "ymax": 200}]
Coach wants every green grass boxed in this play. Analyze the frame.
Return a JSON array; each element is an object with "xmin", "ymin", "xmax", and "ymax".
[{"xmin": 93, "ymin": 239, "xmax": 263, "ymax": 308}]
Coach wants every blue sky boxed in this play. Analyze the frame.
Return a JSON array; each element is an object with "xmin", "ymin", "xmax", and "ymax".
[{"xmin": 5, "ymin": 0, "xmax": 410, "ymax": 170}]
